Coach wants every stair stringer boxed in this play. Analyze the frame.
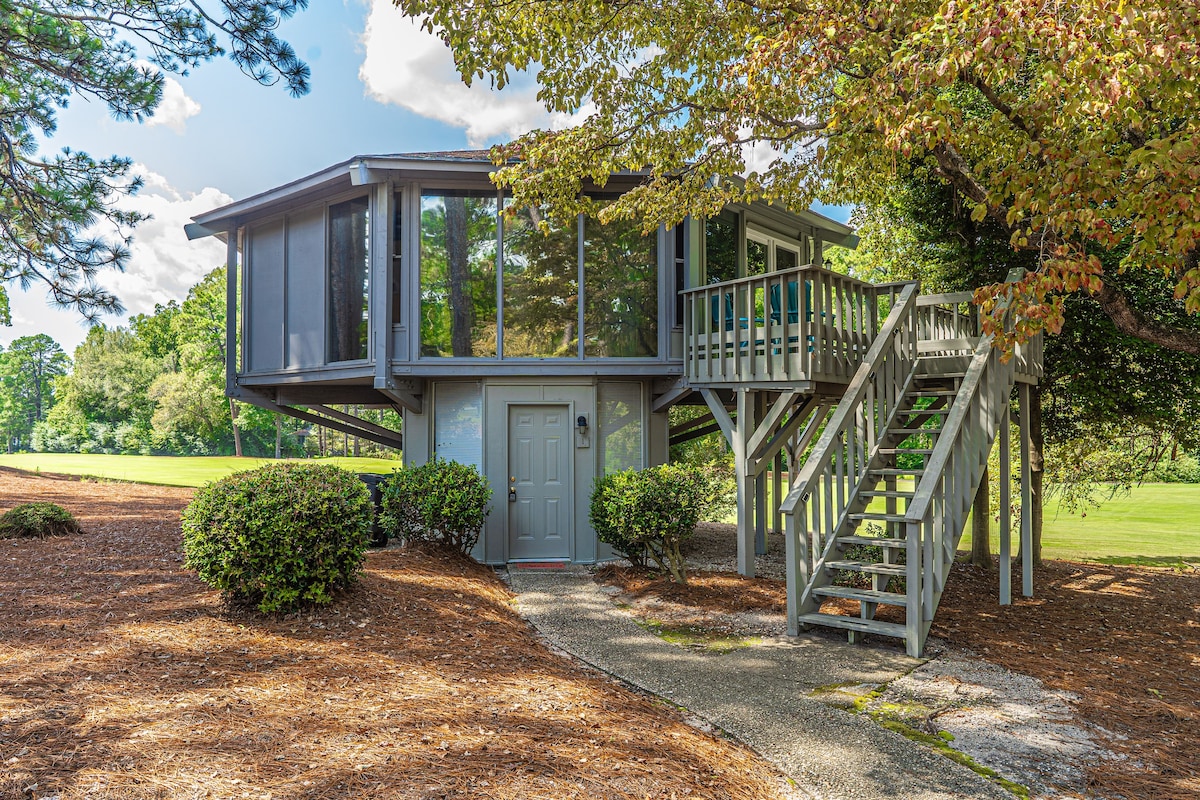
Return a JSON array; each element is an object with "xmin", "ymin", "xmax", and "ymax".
[{"xmin": 792, "ymin": 363, "xmax": 925, "ymax": 612}]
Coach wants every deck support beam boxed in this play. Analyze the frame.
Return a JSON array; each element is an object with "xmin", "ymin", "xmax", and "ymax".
[
  {"xmin": 701, "ymin": 388, "xmax": 825, "ymax": 576},
  {"xmin": 1019, "ymin": 382, "xmax": 1034, "ymax": 597},
  {"xmin": 239, "ymin": 393, "xmax": 404, "ymax": 450},
  {"xmin": 700, "ymin": 388, "xmax": 756, "ymax": 576},
  {"xmin": 999, "ymin": 403, "xmax": 1012, "ymax": 605}
]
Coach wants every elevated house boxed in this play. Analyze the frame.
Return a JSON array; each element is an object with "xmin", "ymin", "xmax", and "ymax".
[{"xmin": 187, "ymin": 151, "xmax": 1042, "ymax": 656}]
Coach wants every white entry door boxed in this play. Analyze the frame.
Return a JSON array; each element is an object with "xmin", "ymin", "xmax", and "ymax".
[{"xmin": 508, "ymin": 405, "xmax": 571, "ymax": 560}]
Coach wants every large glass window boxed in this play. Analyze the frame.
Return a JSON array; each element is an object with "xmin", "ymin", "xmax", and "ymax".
[
  {"xmin": 776, "ymin": 244, "xmax": 800, "ymax": 270},
  {"xmin": 584, "ymin": 215, "xmax": 658, "ymax": 357},
  {"xmin": 502, "ymin": 204, "xmax": 579, "ymax": 358},
  {"xmin": 705, "ymin": 214, "xmax": 737, "ymax": 283},
  {"xmin": 746, "ymin": 235, "xmax": 769, "ymax": 276},
  {"xmin": 392, "ymin": 191, "xmax": 403, "ymax": 324},
  {"xmin": 420, "ymin": 191, "xmax": 498, "ymax": 357},
  {"xmin": 327, "ymin": 196, "xmax": 369, "ymax": 362}
]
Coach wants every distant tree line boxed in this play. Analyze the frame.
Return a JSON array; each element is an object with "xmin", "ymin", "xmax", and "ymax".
[{"xmin": 1, "ymin": 267, "xmax": 399, "ymax": 458}]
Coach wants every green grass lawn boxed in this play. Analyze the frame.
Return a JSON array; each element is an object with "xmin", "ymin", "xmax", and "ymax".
[
  {"xmin": 0, "ymin": 453, "xmax": 402, "ymax": 488},
  {"xmin": 723, "ymin": 477, "xmax": 1199, "ymax": 566},
  {"xmin": 960, "ymin": 483, "xmax": 1200, "ymax": 567}
]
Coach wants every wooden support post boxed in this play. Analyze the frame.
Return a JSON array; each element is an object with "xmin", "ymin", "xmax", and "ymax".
[
  {"xmin": 738, "ymin": 389, "xmax": 756, "ymax": 576},
  {"xmin": 755, "ymin": 392, "xmax": 767, "ymax": 556},
  {"xmin": 699, "ymin": 389, "xmax": 755, "ymax": 577},
  {"xmin": 1019, "ymin": 383, "xmax": 1034, "ymax": 598},
  {"xmin": 999, "ymin": 402, "xmax": 1012, "ymax": 605},
  {"xmin": 772, "ymin": 451, "xmax": 783, "ymax": 534}
]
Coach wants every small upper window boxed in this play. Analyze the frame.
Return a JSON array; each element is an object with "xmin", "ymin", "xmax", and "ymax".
[
  {"xmin": 705, "ymin": 214, "xmax": 737, "ymax": 283},
  {"xmin": 327, "ymin": 196, "xmax": 370, "ymax": 362}
]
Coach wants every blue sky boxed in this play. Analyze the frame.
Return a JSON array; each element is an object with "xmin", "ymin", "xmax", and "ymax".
[{"xmin": 6, "ymin": 1, "xmax": 849, "ymax": 355}]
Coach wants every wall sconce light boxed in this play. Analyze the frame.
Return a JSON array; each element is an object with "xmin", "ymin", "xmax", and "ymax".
[{"xmin": 576, "ymin": 415, "xmax": 589, "ymax": 435}]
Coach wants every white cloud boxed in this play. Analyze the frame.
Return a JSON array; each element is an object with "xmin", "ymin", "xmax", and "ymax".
[
  {"xmin": 143, "ymin": 68, "xmax": 202, "ymax": 134},
  {"xmin": 104, "ymin": 164, "xmax": 232, "ymax": 314},
  {"xmin": 2, "ymin": 168, "xmax": 231, "ymax": 354},
  {"xmin": 358, "ymin": 3, "xmax": 586, "ymax": 146}
]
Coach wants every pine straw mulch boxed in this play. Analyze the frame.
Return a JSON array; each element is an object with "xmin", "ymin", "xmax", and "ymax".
[
  {"xmin": 0, "ymin": 467, "xmax": 796, "ymax": 800},
  {"xmin": 595, "ymin": 558, "xmax": 1200, "ymax": 800}
]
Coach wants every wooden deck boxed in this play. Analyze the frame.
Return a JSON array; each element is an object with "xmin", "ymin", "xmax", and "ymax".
[{"xmin": 681, "ymin": 267, "xmax": 1042, "ymax": 388}]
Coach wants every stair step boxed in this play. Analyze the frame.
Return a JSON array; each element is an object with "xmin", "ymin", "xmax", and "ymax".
[
  {"xmin": 859, "ymin": 490, "xmax": 914, "ymax": 499},
  {"xmin": 870, "ymin": 468, "xmax": 926, "ymax": 476},
  {"xmin": 849, "ymin": 512, "xmax": 907, "ymax": 523},
  {"xmin": 889, "ymin": 426, "xmax": 943, "ymax": 435},
  {"xmin": 825, "ymin": 560, "xmax": 907, "ymax": 577},
  {"xmin": 917, "ymin": 371, "xmax": 968, "ymax": 380},
  {"xmin": 838, "ymin": 535, "xmax": 907, "ymax": 548},
  {"xmin": 878, "ymin": 448, "xmax": 934, "ymax": 455},
  {"xmin": 813, "ymin": 586, "xmax": 909, "ymax": 606},
  {"xmin": 899, "ymin": 407, "xmax": 951, "ymax": 416},
  {"xmin": 910, "ymin": 389, "xmax": 958, "ymax": 397},
  {"xmin": 797, "ymin": 612, "xmax": 908, "ymax": 639}
]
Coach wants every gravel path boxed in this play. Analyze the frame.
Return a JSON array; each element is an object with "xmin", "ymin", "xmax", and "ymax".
[{"xmin": 509, "ymin": 567, "xmax": 1015, "ymax": 800}]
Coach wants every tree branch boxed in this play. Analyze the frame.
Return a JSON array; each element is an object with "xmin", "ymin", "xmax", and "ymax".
[{"xmin": 1095, "ymin": 283, "xmax": 1200, "ymax": 356}]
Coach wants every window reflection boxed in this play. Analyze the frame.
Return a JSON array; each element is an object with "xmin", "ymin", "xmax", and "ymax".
[
  {"xmin": 502, "ymin": 204, "xmax": 579, "ymax": 358},
  {"xmin": 419, "ymin": 191, "xmax": 498, "ymax": 357},
  {"xmin": 584, "ymin": 215, "xmax": 657, "ymax": 357},
  {"xmin": 705, "ymin": 214, "xmax": 737, "ymax": 283},
  {"xmin": 328, "ymin": 196, "xmax": 369, "ymax": 362},
  {"xmin": 746, "ymin": 236, "xmax": 769, "ymax": 276},
  {"xmin": 599, "ymin": 382, "xmax": 643, "ymax": 474}
]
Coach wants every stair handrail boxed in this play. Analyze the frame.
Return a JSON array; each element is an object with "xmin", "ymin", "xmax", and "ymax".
[
  {"xmin": 903, "ymin": 336, "xmax": 997, "ymax": 524},
  {"xmin": 780, "ymin": 280, "xmax": 920, "ymax": 517}
]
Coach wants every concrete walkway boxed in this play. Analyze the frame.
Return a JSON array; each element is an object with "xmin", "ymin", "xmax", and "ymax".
[{"xmin": 507, "ymin": 567, "xmax": 1013, "ymax": 800}]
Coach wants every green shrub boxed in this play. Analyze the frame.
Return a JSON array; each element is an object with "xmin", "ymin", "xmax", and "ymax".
[
  {"xmin": 181, "ymin": 463, "xmax": 372, "ymax": 613},
  {"xmin": 379, "ymin": 457, "xmax": 492, "ymax": 555},
  {"xmin": 0, "ymin": 502, "xmax": 81, "ymax": 538},
  {"xmin": 1150, "ymin": 455, "xmax": 1200, "ymax": 483},
  {"xmin": 590, "ymin": 463, "xmax": 727, "ymax": 584}
]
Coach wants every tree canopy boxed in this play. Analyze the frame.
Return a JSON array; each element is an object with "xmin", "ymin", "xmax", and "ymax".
[
  {"xmin": 0, "ymin": 0, "xmax": 309, "ymax": 319},
  {"xmin": 398, "ymin": 0, "xmax": 1200, "ymax": 353}
]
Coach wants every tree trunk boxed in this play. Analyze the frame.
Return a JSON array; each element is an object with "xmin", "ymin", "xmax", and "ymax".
[
  {"xmin": 1030, "ymin": 384, "xmax": 1045, "ymax": 566},
  {"xmin": 445, "ymin": 196, "xmax": 474, "ymax": 357},
  {"xmin": 970, "ymin": 464, "xmax": 992, "ymax": 568},
  {"xmin": 275, "ymin": 415, "xmax": 282, "ymax": 459},
  {"xmin": 229, "ymin": 398, "xmax": 243, "ymax": 457}
]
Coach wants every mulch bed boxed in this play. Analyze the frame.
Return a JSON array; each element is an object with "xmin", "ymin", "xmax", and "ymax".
[
  {"xmin": 595, "ymin": 556, "xmax": 1200, "ymax": 800},
  {"xmin": 0, "ymin": 468, "xmax": 795, "ymax": 800}
]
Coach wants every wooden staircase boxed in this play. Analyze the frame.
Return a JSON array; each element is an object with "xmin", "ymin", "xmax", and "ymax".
[{"xmin": 782, "ymin": 285, "xmax": 1019, "ymax": 657}]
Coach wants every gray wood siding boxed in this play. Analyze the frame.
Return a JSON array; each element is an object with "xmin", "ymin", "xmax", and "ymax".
[
  {"xmin": 247, "ymin": 219, "xmax": 285, "ymax": 372},
  {"xmin": 285, "ymin": 207, "xmax": 326, "ymax": 368}
]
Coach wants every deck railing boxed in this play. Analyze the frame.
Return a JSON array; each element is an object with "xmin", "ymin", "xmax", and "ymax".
[
  {"xmin": 914, "ymin": 291, "xmax": 1041, "ymax": 378},
  {"xmin": 681, "ymin": 266, "xmax": 904, "ymax": 386}
]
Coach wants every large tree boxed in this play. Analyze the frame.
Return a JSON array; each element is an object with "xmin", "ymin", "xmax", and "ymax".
[
  {"xmin": 0, "ymin": 0, "xmax": 309, "ymax": 319},
  {"xmin": 398, "ymin": 0, "xmax": 1200, "ymax": 352},
  {"xmin": 839, "ymin": 174, "xmax": 1200, "ymax": 564},
  {"xmin": 0, "ymin": 334, "xmax": 69, "ymax": 449}
]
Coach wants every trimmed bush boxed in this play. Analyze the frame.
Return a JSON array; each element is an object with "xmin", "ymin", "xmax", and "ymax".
[
  {"xmin": 0, "ymin": 502, "xmax": 81, "ymax": 538},
  {"xmin": 181, "ymin": 463, "xmax": 373, "ymax": 613},
  {"xmin": 379, "ymin": 458, "xmax": 491, "ymax": 555},
  {"xmin": 590, "ymin": 463, "xmax": 728, "ymax": 584}
]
